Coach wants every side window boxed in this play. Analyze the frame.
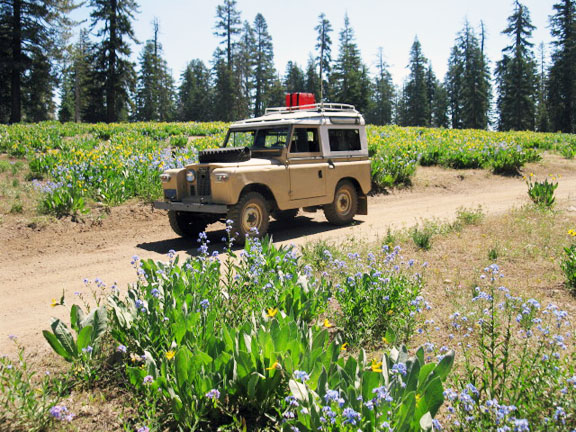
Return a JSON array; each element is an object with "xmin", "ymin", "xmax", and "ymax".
[
  {"xmin": 328, "ymin": 129, "xmax": 361, "ymax": 152},
  {"xmin": 289, "ymin": 128, "xmax": 320, "ymax": 153}
]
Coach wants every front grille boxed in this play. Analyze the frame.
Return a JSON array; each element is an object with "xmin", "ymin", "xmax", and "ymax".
[{"xmin": 197, "ymin": 168, "xmax": 211, "ymax": 196}]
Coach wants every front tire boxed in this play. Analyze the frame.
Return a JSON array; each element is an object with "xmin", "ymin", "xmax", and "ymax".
[
  {"xmin": 323, "ymin": 180, "xmax": 358, "ymax": 225},
  {"xmin": 168, "ymin": 211, "xmax": 208, "ymax": 239},
  {"xmin": 227, "ymin": 192, "xmax": 270, "ymax": 244}
]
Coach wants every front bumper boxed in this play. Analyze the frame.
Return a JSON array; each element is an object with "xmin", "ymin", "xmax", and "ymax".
[{"xmin": 153, "ymin": 201, "xmax": 228, "ymax": 214}]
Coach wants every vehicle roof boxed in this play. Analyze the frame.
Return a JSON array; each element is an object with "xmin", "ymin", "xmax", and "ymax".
[{"xmin": 230, "ymin": 103, "xmax": 365, "ymax": 129}]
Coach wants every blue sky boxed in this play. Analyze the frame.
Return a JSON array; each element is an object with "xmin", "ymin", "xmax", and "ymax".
[{"xmin": 72, "ymin": 0, "xmax": 555, "ymax": 87}]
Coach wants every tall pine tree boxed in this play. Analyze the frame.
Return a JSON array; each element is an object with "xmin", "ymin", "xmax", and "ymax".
[
  {"xmin": 548, "ymin": 0, "xmax": 576, "ymax": 133},
  {"xmin": 0, "ymin": 0, "xmax": 76, "ymax": 123},
  {"xmin": 400, "ymin": 38, "xmax": 431, "ymax": 126},
  {"xmin": 366, "ymin": 47, "xmax": 394, "ymax": 125},
  {"xmin": 134, "ymin": 19, "xmax": 176, "ymax": 121},
  {"xmin": 446, "ymin": 21, "xmax": 492, "ymax": 129},
  {"xmin": 212, "ymin": 0, "xmax": 244, "ymax": 120},
  {"xmin": 178, "ymin": 59, "xmax": 212, "ymax": 121},
  {"xmin": 535, "ymin": 42, "xmax": 550, "ymax": 131},
  {"xmin": 314, "ymin": 13, "xmax": 332, "ymax": 102},
  {"xmin": 252, "ymin": 13, "xmax": 275, "ymax": 116},
  {"xmin": 496, "ymin": 0, "xmax": 537, "ymax": 131},
  {"xmin": 331, "ymin": 14, "xmax": 371, "ymax": 112},
  {"xmin": 59, "ymin": 29, "xmax": 91, "ymax": 122},
  {"xmin": 89, "ymin": 0, "xmax": 139, "ymax": 123}
]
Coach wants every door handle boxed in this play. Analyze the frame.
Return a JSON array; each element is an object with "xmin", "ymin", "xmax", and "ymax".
[
  {"xmin": 328, "ymin": 159, "xmax": 335, "ymax": 169},
  {"xmin": 318, "ymin": 170, "xmax": 323, "ymax": 179}
]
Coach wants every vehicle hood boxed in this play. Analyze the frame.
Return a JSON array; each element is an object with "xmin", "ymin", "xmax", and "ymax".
[{"xmin": 186, "ymin": 158, "xmax": 281, "ymax": 169}]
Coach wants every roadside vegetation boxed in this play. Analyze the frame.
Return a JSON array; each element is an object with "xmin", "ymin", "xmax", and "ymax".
[{"xmin": 2, "ymin": 177, "xmax": 576, "ymax": 430}]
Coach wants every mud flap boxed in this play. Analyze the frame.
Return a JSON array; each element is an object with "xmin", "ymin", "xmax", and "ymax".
[{"xmin": 357, "ymin": 195, "xmax": 368, "ymax": 215}]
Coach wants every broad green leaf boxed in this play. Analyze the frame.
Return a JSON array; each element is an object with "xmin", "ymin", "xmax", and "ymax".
[
  {"xmin": 70, "ymin": 304, "xmax": 85, "ymax": 332},
  {"xmin": 435, "ymin": 350, "xmax": 455, "ymax": 381},
  {"xmin": 50, "ymin": 319, "xmax": 76, "ymax": 356},
  {"xmin": 42, "ymin": 330, "xmax": 73, "ymax": 362},
  {"xmin": 289, "ymin": 379, "xmax": 309, "ymax": 401},
  {"xmin": 76, "ymin": 325, "xmax": 93, "ymax": 353}
]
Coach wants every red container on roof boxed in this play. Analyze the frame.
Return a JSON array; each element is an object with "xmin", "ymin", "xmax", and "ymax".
[{"xmin": 285, "ymin": 93, "xmax": 316, "ymax": 109}]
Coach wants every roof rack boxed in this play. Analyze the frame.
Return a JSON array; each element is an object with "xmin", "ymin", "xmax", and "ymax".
[{"xmin": 264, "ymin": 103, "xmax": 358, "ymax": 115}]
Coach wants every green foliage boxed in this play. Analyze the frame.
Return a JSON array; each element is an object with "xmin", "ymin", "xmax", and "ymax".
[
  {"xmin": 442, "ymin": 264, "xmax": 576, "ymax": 430},
  {"xmin": 0, "ymin": 340, "xmax": 71, "ymax": 431},
  {"xmin": 455, "ymin": 206, "xmax": 484, "ymax": 226},
  {"xmin": 42, "ymin": 304, "xmax": 108, "ymax": 382},
  {"xmin": 280, "ymin": 345, "xmax": 454, "ymax": 431},
  {"xmin": 411, "ymin": 227, "xmax": 433, "ymax": 251},
  {"xmin": 526, "ymin": 174, "xmax": 559, "ymax": 208},
  {"xmin": 335, "ymin": 262, "xmax": 423, "ymax": 344},
  {"xmin": 562, "ymin": 239, "xmax": 576, "ymax": 291}
]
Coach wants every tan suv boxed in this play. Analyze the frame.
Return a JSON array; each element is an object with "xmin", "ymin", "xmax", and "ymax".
[{"xmin": 153, "ymin": 102, "xmax": 371, "ymax": 243}]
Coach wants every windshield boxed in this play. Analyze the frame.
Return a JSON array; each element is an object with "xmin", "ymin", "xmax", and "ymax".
[{"xmin": 226, "ymin": 127, "xmax": 290, "ymax": 149}]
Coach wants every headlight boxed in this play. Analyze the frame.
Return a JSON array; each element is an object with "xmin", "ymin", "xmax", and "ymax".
[
  {"xmin": 186, "ymin": 169, "xmax": 196, "ymax": 182},
  {"xmin": 214, "ymin": 173, "xmax": 230, "ymax": 182},
  {"xmin": 160, "ymin": 173, "xmax": 171, "ymax": 183}
]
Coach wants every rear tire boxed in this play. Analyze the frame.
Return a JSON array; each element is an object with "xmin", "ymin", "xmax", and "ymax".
[
  {"xmin": 227, "ymin": 192, "xmax": 270, "ymax": 245},
  {"xmin": 272, "ymin": 208, "xmax": 299, "ymax": 222},
  {"xmin": 168, "ymin": 211, "xmax": 208, "ymax": 239},
  {"xmin": 324, "ymin": 180, "xmax": 358, "ymax": 225}
]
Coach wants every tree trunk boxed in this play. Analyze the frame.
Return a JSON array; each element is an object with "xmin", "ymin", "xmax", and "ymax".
[
  {"xmin": 10, "ymin": 0, "xmax": 22, "ymax": 124},
  {"xmin": 106, "ymin": 0, "xmax": 117, "ymax": 123}
]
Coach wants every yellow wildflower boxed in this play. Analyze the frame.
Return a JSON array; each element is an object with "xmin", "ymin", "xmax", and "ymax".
[
  {"xmin": 266, "ymin": 307, "xmax": 278, "ymax": 318},
  {"xmin": 266, "ymin": 361, "xmax": 280, "ymax": 371},
  {"xmin": 323, "ymin": 319, "xmax": 333, "ymax": 328},
  {"xmin": 165, "ymin": 350, "xmax": 176, "ymax": 360},
  {"xmin": 50, "ymin": 299, "xmax": 58, "ymax": 307},
  {"xmin": 371, "ymin": 359, "xmax": 383, "ymax": 373},
  {"xmin": 340, "ymin": 343, "xmax": 348, "ymax": 351},
  {"xmin": 382, "ymin": 336, "xmax": 389, "ymax": 345}
]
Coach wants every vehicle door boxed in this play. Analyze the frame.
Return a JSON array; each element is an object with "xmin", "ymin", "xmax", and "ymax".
[{"xmin": 287, "ymin": 127, "xmax": 327, "ymax": 200}]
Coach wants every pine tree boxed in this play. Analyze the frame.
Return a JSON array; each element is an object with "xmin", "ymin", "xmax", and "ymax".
[
  {"xmin": 284, "ymin": 61, "xmax": 306, "ymax": 93},
  {"xmin": 252, "ymin": 13, "xmax": 275, "ymax": 117},
  {"xmin": 235, "ymin": 21, "xmax": 255, "ymax": 115},
  {"xmin": 446, "ymin": 21, "xmax": 492, "ymax": 129},
  {"xmin": 548, "ymin": 0, "xmax": 576, "ymax": 133},
  {"xmin": 212, "ymin": 0, "xmax": 244, "ymax": 120},
  {"xmin": 134, "ymin": 19, "xmax": 176, "ymax": 121},
  {"xmin": 401, "ymin": 38, "xmax": 431, "ymax": 126},
  {"xmin": 535, "ymin": 42, "xmax": 550, "ymax": 131},
  {"xmin": 214, "ymin": 0, "xmax": 241, "ymax": 67},
  {"xmin": 89, "ymin": 0, "xmax": 139, "ymax": 123},
  {"xmin": 496, "ymin": 1, "xmax": 537, "ymax": 131},
  {"xmin": 0, "ymin": 0, "xmax": 77, "ymax": 123},
  {"xmin": 366, "ymin": 47, "xmax": 394, "ymax": 125},
  {"xmin": 59, "ymin": 29, "xmax": 91, "ymax": 122},
  {"xmin": 314, "ymin": 13, "xmax": 332, "ymax": 102},
  {"xmin": 178, "ymin": 59, "xmax": 212, "ymax": 121},
  {"xmin": 331, "ymin": 14, "xmax": 371, "ymax": 112},
  {"xmin": 304, "ymin": 55, "xmax": 320, "ymax": 97}
]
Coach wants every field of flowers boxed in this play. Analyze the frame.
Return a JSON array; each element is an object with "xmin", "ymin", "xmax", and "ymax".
[
  {"xmin": 1, "ymin": 121, "xmax": 576, "ymax": 217},
  {"xmin": 2, "ymin": 122, "xmax": 576, "ymax": 430},
  {"xmin": 2, "ymin": 212, "xmax": 576, "ymax": 431}
]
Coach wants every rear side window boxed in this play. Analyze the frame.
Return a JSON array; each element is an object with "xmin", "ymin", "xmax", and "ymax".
[
  {"xmin": 328, "ymin": 129, "xmax": 361, "ymax": 152},
  {"xmin": 289, "ymin": 128, "xmax": 320, "ymax": 153}
]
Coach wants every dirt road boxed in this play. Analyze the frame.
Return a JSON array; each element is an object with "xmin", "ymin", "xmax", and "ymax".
[{"xmin": 2, "ymin": 156, "xmax": 576, "ymax": 357}]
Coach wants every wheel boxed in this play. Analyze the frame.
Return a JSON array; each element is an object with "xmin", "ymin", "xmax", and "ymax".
[
  {"xmin": 272, "ymin": 208, "xmax": 299, "ymax": 222},
  {"xmin": 227, "ymin": 192, "xmax": 270, "ymax": 244},
  {"xmin": 323, "ymin": 180, "xmax": 358, "ymax": 225},
  {"xmin": 168, "ymin": 211, "xmax": 208, "ymax": 239}
]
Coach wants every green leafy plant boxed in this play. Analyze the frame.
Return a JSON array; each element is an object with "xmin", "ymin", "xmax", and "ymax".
[
  {"xmin": 562, "ymin": 230, "xmax": 576, "ymax": 291},
  {"xmin": 441, "ymin": 264, "xmax": 576, "ymax": 430},
  {"xmin": 411, "ymin": 227, "xmax": 432, "ymax": 251},
  {"xmin": 0, "ymin": 338, "xmax": 71, "ymax": 431},
  {"xmin": 525, "ymin": 174, "xmax": 559, "ymax": 208},
  {"xmin": 280, "ymin": 344, "xmax": 454, "ymax": 431},
  {"xmin": 43, "ymin": 304, "xmax": 108, "ymax": 382}
]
